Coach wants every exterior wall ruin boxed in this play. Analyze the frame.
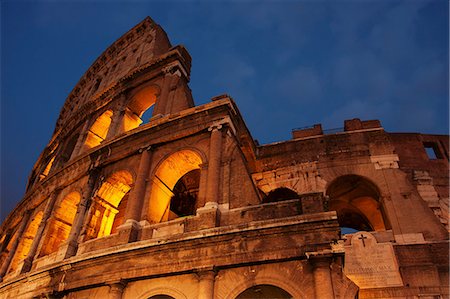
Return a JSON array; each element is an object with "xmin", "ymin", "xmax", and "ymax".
[{"xmin": 0, "ymin": 17, "xmax": 448, "ymax": 299}]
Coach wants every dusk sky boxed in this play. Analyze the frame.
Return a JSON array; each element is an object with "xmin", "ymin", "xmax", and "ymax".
[{"xmin": 1, "ymin": 0, "xmax": 448, "ymax": 223}]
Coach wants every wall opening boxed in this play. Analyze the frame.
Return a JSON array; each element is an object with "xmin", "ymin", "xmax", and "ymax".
[
  {"xmin": 122, "ymin": 85, "xmax": 159, "ymax": 132},
  {"xmin": 84, "ymin": 110, "xmax": 113, "ymax": 150},
  {"xmin": 39, "ymin": 156, "xmax": 56, "ymax": 181},
  {"xmin": 0, "ymin": 230, "xmax": 17, "ymax": 271},
  {"xmin": 148, "ymin": 150, "xmax": 202, "ymax": 223},
  {"xmin": 262, "ymin": 187, "xmax": 300, "ymax": 204},
  {"xmin": 9, "ymin": 211, "xmax": 43, "ymax": 273},
  {"xmin": 170, "ymin": 169, "xmax": 200, "ymax": 218},
  {"xmin": 148, "ymin": 296, "xmax": 175, "ymax": 299},
  {"xmin": 236, "ymin": 284, "xmax": 293, "ymax": 299},
  {"xmin": 40, "ymin": 192, "xmax": 81, "ymax": 256},
  {"xmin": 423, "ymin": 142, "xmax": 442, "ymax": 160},
  {"xmin": 326, "ymin": 175, "xmax": 386, "ymax": 234},
  {"xmin": 85, "ymin": 171, "xmax": 133, "ymax": 240},
  {"xmin": 59, "ymin": 133, "xmax": 80, "ymax": 164}
]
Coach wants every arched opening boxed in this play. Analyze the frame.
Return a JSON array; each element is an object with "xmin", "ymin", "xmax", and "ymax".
[
  {"xmin": 236, "ymin": 284, "xmax": 293, "ymax": 299},
  {"xmin": 148, "ymin": 150, "xmax": 202, "ymax": 223},
  {"xmin": 85, "ymin": 171, "xmax": 133, "ymax": 240},
  {"xmin": 0, "ymin": 230, "xmax": 15, "ymax": 269},
  {"xmin": 9, "ymin": 211, "xmax": 43, "ymax": 273},
  {"xmin": 39, "ymin": 156, "xmax": 56, "ymax": 181},
  {"xmin": 326, "ymin": 175, "xmax": 386, "ymax": 234},
  {"xmin": 84, "ymin": 110, "xmax": 113, "ymax": 150},
  {"xmin": 263, "ymin": 187, "xmax": 300, "ymax": 204},
  {"xmin": 122, "ymin": 85, "xmax": 159, "ymax": 132},
  {"xmin": 148, "ymin": 296, "xmax": 175, "ymax": 299},
  {"xmin": 170, "ymin": 169, "xmax": 200, "ymax": 218},
  {"xmin": 40, "ymin": 192, "xmax": 81, "ymax": 256}
]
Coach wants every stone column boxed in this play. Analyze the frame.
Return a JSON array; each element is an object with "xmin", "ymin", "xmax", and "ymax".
[
  {"xmin": 153, "ymin": 71, "xmax": 177, "ymax": 116},
  {"xmin": 196, "ymin": 163, "xmax": 209, "ymax": 208},
  {"xmin": 311, "ymin": 256, "xmax": 334, "ymax": 299},
  {"xmin": 21, "ymin": 189, "xmax": 60, "ymax": 273},
  {"xmin": 117, "ymin": 147, "xmax": 152, "ymax": 243},
  {"xmin": 64, "ymin": 168, "xmax": 100, "ymax": 258},
  {"xmin": 124, "ymin": 147, "xmax": 152, "ymax": 223},
  {"xmin": 106, "ymin": 95, "xmax": 127, "ymax": 139},
  {"xmin": 205, "ymin": 124, "xmax": 223, "ymax": 205},
  {"xmin": 197, "ymin": 270, "xmax": 216, "ymax": 299},
  {"xmin": 0, "ymin": 210, "xmax": 32, "ymax": 279},
  {"xmin": 108, "ymin": 281, "xmax": 126, "ymax": 299}
]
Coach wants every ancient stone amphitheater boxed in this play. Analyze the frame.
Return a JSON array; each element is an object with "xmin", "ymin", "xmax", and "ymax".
[{"xmin": 0, "ymin": 17, "xmax": 448, "ymax": 299}]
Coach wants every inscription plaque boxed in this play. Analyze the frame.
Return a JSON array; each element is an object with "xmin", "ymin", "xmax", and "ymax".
[{"xmin": 344, "ymin": 232, "xmax": 403, "ymax": 289}]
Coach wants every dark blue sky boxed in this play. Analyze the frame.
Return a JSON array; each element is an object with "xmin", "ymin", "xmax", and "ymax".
[{"xmin": 1, "ymin": 0, "xmax": 448, "ymax": 223}]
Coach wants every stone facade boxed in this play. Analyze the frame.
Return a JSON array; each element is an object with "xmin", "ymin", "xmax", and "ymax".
[{"xmin": 0, "ymin": 17, "xmax": 448, "ymax": 299}]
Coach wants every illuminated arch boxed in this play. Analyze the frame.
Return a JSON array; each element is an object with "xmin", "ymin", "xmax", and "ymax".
[
  {"xmin": 8, "ymin": 211, "xmax": 43, "ymax": 273},
  {"xmin": 85, "ymin": 170, "xmax": 133, "ymax": 239},
  {"xmin": 122, "ymin": 84, "xmax": 160, "ymax": 132},
  {"xmin": 147, "ymin": 150, "xmax": 203, "ymax": 223},
  {"xmin": 40, "ymin": 192, "xmax": 81, "ymax": 256},
  {"xmin": 39, "ymin": 156, "xmax": 56, "ymax": 181},
  {"xmin": 84, "ymin": 110, "xmax": 113, "ymax": 149},
  {"xmin": 326, "ymin": 175, "xmax": 386, "ymax": 232}
]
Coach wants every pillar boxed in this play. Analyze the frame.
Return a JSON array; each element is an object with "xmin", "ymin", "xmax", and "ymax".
[
  {"xmin": 205, "ymin": 124, "xmax": 223, "ymax": 205},
  {"xmin": 21, "ymin": 189, "xmax": 60, "ymax": 273},
  {"xmin": 197, "ymin": 270, "xmax": 216, "ymax": 299},
  {"xmin": 124, "ymin": 147, "xmax": 152, "ymax": 223},
  {"xmin": 311, "ymin": 256, "xmax": 334, "ymax": 299},
  {"xmin": 106, "ymin": 95, "xmax": 127, "ymax": 139},
  {"xmin": 153, "ymin": 71, "xmax": 177, "ymax": 116},
  {"xmin": 108, "ymin": 281, "xmax": 126, "ymax": 299},
  {"xmin": 196, "ymin": 163, "xmax": 209, "ymax": 208},
  {"xmin": 0, "ymin": 210, "xmax": 32, "ymax": 279},
  {"xmin": 64, "ymin": 168, "xmax": 100, "ymax": 258},
  {"xmin": 116, "ymin": 147, "xmax": 152, "ymax": 243}
]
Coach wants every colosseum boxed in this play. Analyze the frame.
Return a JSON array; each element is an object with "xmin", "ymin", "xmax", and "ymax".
[{"xmin": 0, "ymin": 17, "xmax": 448, "ymax": 299}]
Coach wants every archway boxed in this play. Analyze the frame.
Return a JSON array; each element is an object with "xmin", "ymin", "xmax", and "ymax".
[
  {"xmin": 236, "ymin": 284, "xmax": 293, "ymax": 299},
  {"xmin": 39, "ymin": 156, "xmax": 55, "ymax": 181},
  {"xmin": 326, "ymin": 175, "xmax": 386, "ymax": 233},
  {"xmin": 122, "ymin": 85, "xmax": 159, "ymax": 132},
  {"xmin": 147, "ymin": 150, "xmax": 202, "ymax": 223},
  {"xmin": 84, "ymin": 110, "xmax": 113, "ymax": 149},
  {"xmin": 40, "ymin": 192, "xmax": 81, "ymax": 256},
  {"xmin": 85, "ymin": 170, "xmax": 133, "ymax": 240},
  {"xmin": 263, "ymin": 187, "xmax": 300, "ymax": 204},
  {"xmin": 148, "ymin": 296, "xmax": 175, "ymax": 299},
  {"xmin": 9, "ymin": 211, "xmax": 43, "ymax": 273}
]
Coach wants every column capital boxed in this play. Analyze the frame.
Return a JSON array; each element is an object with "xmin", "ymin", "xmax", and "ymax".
[
  {"xmin": 207, "ymin": 116, "xmax": 236, "ymax": 135},
  {"xmin": 162, "ymin": 61, "xmax": 188, "ymax": 78},
  {"xmin": 208, "ymin": 123, "xmax": 223, "ymax": 132},
  {"xmin": 306, "ymin": 251, "xmax": 334, "ymax": 269},
  {"xmin": 138, "ymin": 145, "xmax": 152, "ymax": 154}
]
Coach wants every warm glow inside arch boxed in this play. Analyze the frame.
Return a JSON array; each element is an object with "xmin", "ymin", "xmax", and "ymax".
[
  {"xmin": 39, "ymin": 156, "xmax": 56, "ymax": 181},
  {"xmin": 84, "ymin": 110, "xmax": 113, "ymax": 149},
  {"xmin": 40, "ymin": 192, "xmax": 81, "ymax": 256},
  {"xmin": 122, "ymin": 85, "xmax": 159, "ymax": 132},
  {"xmin": 326, "ymin": 175, "xmax": 386, "ymax": 233},
  {"xmin": 148, "ymin": 150, "xmax": 202, "ymax": 223},
  {"xmin": 9, "ymin": 211, "xmax": 43, "ymax": 273},
  {"xmin": 86, "ymin": 171, "xmax": 133, "ymax": 239}
]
